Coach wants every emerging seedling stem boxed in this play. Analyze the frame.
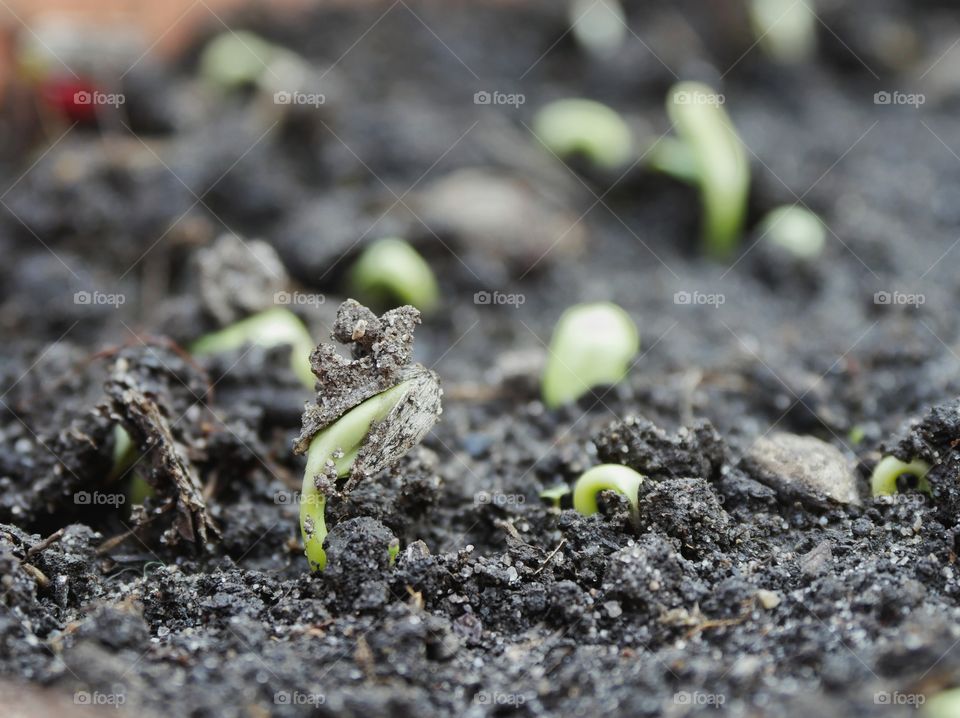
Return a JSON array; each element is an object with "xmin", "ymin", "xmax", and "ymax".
[
  {"xmin": 542, "ymin": 302, "xmax": 639, "ymax": 408},
  {"xmin": 300, "ymin": 379, "xmax": 422, "ymax": 570},
  {"xmin": 651, "ymin": 81, "xmax": 749, "ymax": 259},
  {"xmin": 870, "ymin": 456, "xmax": 931, "ymax": 496},
  {"xmin": 569, "ymin": 0, "xmax": 627, "ymax": 59},
  {"xmin": 191, "ymin": 307, "xmax": 315, "ymax": 389},
  {"xmin": 573, "ymin": 464, "xmax": 644, "ymax": 523},
  {"xmin": 348, "ymin": 238, "xmax": 440, "ymax": 313},
  {"xmin": 758, "ymin": 205, "xmax": 826, "ymax": 260},
  {"xmin": 533, "ymin": 98, "xmax": 634, "ymax": 171},
  {"xmin": 294, "ymin": 300, "xmax": 442, "ymax": 571}
]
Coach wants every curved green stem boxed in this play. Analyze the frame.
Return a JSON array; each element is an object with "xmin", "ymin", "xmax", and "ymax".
[
  {"xmin": 540, "ymin": 484, "xmax": 571, "ymax": 508},
  {"xmin": 191, "ymin": 308, "xmax": 315, "ymax": 389},
  {"xmin": 870, "ymin": 456, "xmax": 931, "ymax": 496},
  {"xmin": 348, "ymin": 238, "xmax": 440, "ymax": 313},
  {"xmin": 300, "ymin": 380, "xmax": 416, "ymax": 571},
  {"xmin": 573, "ymin": 464, "xmax": 644, "ymax": 523},
  {"xmin": 663, "ymin": 81, "xmax": 749, "ymax": 259},
  {"xmin": 533, "ymin": 98, "xmax": 634, "ymax": 171},
  {"xmin": 108, "ymin": 425, "xmax": 137, "ymax": 482},
  {"xmin": 541, "ymin": 302, "xmax": 639, "ymax": 409}
]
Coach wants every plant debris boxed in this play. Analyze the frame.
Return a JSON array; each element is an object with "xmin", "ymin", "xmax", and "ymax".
[
  {"xmin": 294, "ymin": 299, "xmax": 442, "ymax": 459},
  {"xmin": 104, "ymin": 344, "xmax": 218, "ymax": 546}
]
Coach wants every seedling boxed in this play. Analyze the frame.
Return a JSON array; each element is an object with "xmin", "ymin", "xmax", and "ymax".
[
  {"xmin": 532, "ymin": 98, "xmax": 634, "ymax": 171},
  {"xmin": 199, "ymin": 31, "xmax": 310, "ymax": 101},
  {"xmin": 749, "ymin": 0, "xmax": 817, "ymax": 64},
  {"xmin": 199, "ymin": 31, "xmax": 280, "ymax": 90},
  {"xmin": 569, "ymin": 0, "xmax": 627, "ymax": 59},
  {"xmin": 650, "ymin": 81, "xmax": 749, "ymax": 259},
  {"xmin": 539, "ymin": 484, "xmax": 572, "ymax": 508},
  {"xmin": 300, "ymin": 379, "xmax": 428, "ymax": 570},
  {"xmin": 348, "ymin": 238, "xmax": 440, "ymax": 313},
  {"xmin": 294, "ymin": 300, "xmax": 442, "ymax": 571},
  {"xmin": 190, "ymin": 307, "xmax": 315, "ymax": 389},
  {"xmin": 105, "ymin": 424, "xmax": 153, "ymax": 506},
  {"xmin": 758, "ymin": 205, "xmax": 826, "ymax": 260},
  {"xmin": 573, "ymin": 464, "xmax": 644, "ymax": 522},
  {"xmin": 847, "ymin": 425, "xmax": 866, "ymax": 445},
  {"xmin": 870, "ymin": 456, "xmax": 931, "ymax": 496},
  {"xmin": 926, "ymin": 687, "xmax": 960, "ymax": 718},
  {"xmin": 541, "ymin": 302, "xmax": 639, "ymax": 408},
  {"xmin": 108, "ymin": 424, "xmax": 136, "ymax": 482}
]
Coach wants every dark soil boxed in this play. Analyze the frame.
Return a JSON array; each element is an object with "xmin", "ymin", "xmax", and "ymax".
[{"xmin": 4, "ymin": 1, "xmax": 960, "ymax": 716}]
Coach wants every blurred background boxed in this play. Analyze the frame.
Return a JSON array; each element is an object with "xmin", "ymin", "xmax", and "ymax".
[{"xmin": 3, "ymin": 0, "xmax": 960, "ymax": 439}]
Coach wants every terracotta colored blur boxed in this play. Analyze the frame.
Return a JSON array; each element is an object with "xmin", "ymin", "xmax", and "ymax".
[{"xmin": 0, "ymin": 0, "xmax": 313, "ymax": 94}]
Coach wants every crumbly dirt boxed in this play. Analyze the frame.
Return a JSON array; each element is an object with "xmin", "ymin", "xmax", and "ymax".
[{"xmin": 3, "ymin": 1, "xmax": 960, "ymax": 717}]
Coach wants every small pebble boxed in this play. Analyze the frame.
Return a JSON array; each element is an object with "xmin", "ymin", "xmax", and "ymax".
[
  {"xmin": 756, "ymin": 590, "xmax": 781, "ymax": 609},
  {"xmin": 604, "ymin": 601, "xmax": 623, "ymax": 619},
  {"xmin": 744, "ymin": 432, "xmax": 861, "ymax": 508}
]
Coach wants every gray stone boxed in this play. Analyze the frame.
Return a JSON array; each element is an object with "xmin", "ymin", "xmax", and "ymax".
[{"xmin": 743, "ymin": 432, "xmax": 861, "ymax": 508}]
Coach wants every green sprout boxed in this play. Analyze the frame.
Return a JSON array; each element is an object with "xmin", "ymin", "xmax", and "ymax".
[
  {"xmin": 749, "ymin": 0, "xmax": 817, "ymax": 64},
  {"xmin": 348, "ymin": 238, "xmax": 440, "ymax": 314},
  {"xmin": 107, "ymin": 424, "xmax": 137, "ymax": 482},
  {"xmin": 539, "ymin": 484, "xmax": 572, "ymax": 508},
  {"xmin": 300, "ymin": 380, "xmax": 418, "ymax": 570},
  {"xmin": 758, "ymin": 205, "xmax": 826, "ymax": 260},
  {"xmin": 847, "ymin": 425, "xmax": 866, "ymax": 445},
  {"xmin": 542, "ymin": 302, "xmax": 639, "ymax": 409},
  {"xmin": 649, "ymin": 81, "xmax": 749, "ymax": 259},
  {"xmin": 870, "ymin": 456, "xmax": 932, "ymax": 497},
  {"xmin": 190, "ymin": 307, "xmax": 315, "ymax": 389},
  {"xmin": 569, "ymin": 0, "xmax": 627, "ymax": 59},
  {"xmin": 926, "ymin": 687, "xmax": 960, "ymax": 718},
  {"xmin": 295, "ymin": 300, "xmax": 442, "ymax": 572},
  {"xmin": 199, "ymin": 30, "xmax": 311, "ymax": 102},
  {"xmin": 105, "ymin": 425, "xmax": 154, "ymax": 507},
  {"xmin": 573, "ymin": 464, "xmax": 644, "ymax": 522},
  {"xmin": 199, "ymin": 31, "xmax": 280, "ymax": 90},
  {"xmin": 532, "ymin": 98, "xmax": 634, "ymax": 171}
]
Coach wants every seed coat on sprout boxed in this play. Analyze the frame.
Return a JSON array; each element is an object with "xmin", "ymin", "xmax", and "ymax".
[{"xmin": 294, "ymin": 300, "xmax": 442, "ymax": 571}]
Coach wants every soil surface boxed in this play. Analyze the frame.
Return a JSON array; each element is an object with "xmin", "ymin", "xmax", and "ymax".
[{"xmin": 4, "ymin": 1, "xmax": 960, "ymax": 716}]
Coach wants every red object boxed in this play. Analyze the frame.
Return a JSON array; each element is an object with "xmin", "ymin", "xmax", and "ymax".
[{"xmin": 38, "ymin": 75, "xmax": 101, "ymax": 123}]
